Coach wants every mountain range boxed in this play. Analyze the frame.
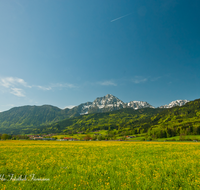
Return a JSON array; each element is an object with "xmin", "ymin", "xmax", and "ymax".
[
  {"xmin": 69, "ymin": 94, "xmax": 189, "ymax": 115},
  {"xmin": 39, "ymin": 97, "xmax": 200, "ymax": 138},
  {"xmin": 159, "ymin": 100, "xmax": 189, "ymax": 108},
  {"xmin": 0, "ymin": 94, "xmax": 190, "ymax": 134}
]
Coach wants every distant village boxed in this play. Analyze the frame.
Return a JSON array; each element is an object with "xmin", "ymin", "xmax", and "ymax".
[
  {"xmin": 27, "ymin": 134, "xmax": 137, "ymax": 141},
  {"xmin": 0, "ymin": 133, "xmax": 137, "ymax": 141},
  {"xmin": 28, "ymin": 134, "xmax": 79, "ymax": 141}
]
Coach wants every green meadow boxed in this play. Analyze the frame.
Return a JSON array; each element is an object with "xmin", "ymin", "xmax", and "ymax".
[{"xmin": 1, "ymin": 141, "xmax": 200, "ymax": 190}]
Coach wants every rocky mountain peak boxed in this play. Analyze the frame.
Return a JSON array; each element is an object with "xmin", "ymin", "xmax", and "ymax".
[
  {"xmin": 127, "ymin": 101, "xmax": 155, "ymax": 109},
  {"xmin": 159, "ymin": 100, "xmax": 189, "ymax": 108},
  {"xmin": 77, "ymin": 94, "xmax": 155, "ymax": 114},
  {"xmin": 69, "ymin": 94, "xmax": 190, "ymax": 115},
  {"xmin": 92, "ymin": 94, "xmax": 125, "ymax": 108}
]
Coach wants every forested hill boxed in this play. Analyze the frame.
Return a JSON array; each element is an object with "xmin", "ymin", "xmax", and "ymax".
[
  {"xmin": 0, "ymin": 105, "xmax": 70, "ymax": 134},
  {"xmin": 29, "ymin": 98, "xmax": 200, "ymax": 136},
  {"xmin": 0, "ymin": 104, "xmax": 163, "ymax": 135},
  {"xmin": 1, "ymin": 98, "xmax": 200, "ymax": 135},
  {"xmin": 148, "ymin": 98, "xmax": 200, "ymax": 138},
  {"xmin": 30, "ymin": 108, "xmax": 163, "ymax": 134}
]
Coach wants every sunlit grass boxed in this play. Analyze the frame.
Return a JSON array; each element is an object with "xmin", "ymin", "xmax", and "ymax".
[{"xmin": 1, "ymin": 141, "xmax": 200, "ymax": 189}]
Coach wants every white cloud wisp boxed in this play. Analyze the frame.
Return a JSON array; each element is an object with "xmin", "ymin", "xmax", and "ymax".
[
  {"xmin": 0, "ymin": 77, "xmax": 76, "ymax": 97},
  {"xmin": 132, "ymin": 76, "xmax": 147, "ymax": 84},
  {"xmin": 10, "ymin": 88, "xmax": 25, "ymax": 97},
  {"xmin": 98, "ymin": 80, "xmax": 117, "ymax": 86},
  {"xmin": 0, "ymin": 77, "xmax": 30, "ymax": 88},
  {"xmin": 0, "ymin": 77, "xmax": 29, "ymax": 97},
  {"xmin": 35, "ymin": 83, "xmax": 76, "ymax": 91}
]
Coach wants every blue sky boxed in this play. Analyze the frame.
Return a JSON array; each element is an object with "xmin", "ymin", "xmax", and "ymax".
[{"xmin": 0, "ymin": 0, "xmax": 200, "ymax": 111}]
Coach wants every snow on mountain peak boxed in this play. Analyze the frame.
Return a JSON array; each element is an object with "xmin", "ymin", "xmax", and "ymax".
[
  {"xmin": 127, "ymin": 101, "xmax": 155, "ymax": 109},
  {"xmin": 159, "ymin": 100, "xmax": 189, "ymax": 108},
  {"xmin": 69, "ymin": 94, "xmax": 190, "ymax": 115},
  {"xmin": 93, "ymin": 94, "xmax": 125, "ymax": 108}
]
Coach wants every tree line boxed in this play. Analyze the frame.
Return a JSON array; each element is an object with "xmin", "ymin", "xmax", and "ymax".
[{"xmin": 0, "ymin": 134, "xmax": 29, "ymax": 140}]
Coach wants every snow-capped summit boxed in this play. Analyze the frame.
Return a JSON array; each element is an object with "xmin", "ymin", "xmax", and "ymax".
[
  {"xmin": 92, "ymin": 94, "xmax": 126, "ymax": 109},
  {"xmin": 127, "ymin": 101, "xmax": 155, "ymax": 109},
  {"xmin": 75, "ymin": 94, "xmax": 155, "ymax": 115},
  {"xmin": 159, "ymin": 100, "xmax": 189, "ymax": 108},
  {"xmin": 68, "ymin": 94, "xmax": 190, "ymax": 115}
]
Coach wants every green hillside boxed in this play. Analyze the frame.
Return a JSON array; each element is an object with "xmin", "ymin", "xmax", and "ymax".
[
  {"xmin": 30, "ymin": 99, "xmax": 200, "ymax": 137},
  {"xmin": 30, "ymin": 108, "xmax": 163, "ymax": 134},
  {"xmin": 1, "ymin": 98, "xmax": 200, "ymax": 136},
  {"xmin": 0, "ymin": 105, "xmax": 70, "ymax": 134},
  {"xmin": 147, "ymin": 98, "xmax": 200, "ymax": 138}
]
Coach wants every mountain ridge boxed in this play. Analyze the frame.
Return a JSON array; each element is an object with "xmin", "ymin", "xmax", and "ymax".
[
  {"xmin": 159, "ymin": 100, "xmax": 189, "ymax": 108},
  {"xmin": 0, "ymin": 94, "xmax": 190, "ymax": 134},
  {"xmin": 65, "ymin": 94, "xmax": 189, "ymax": 115},
  {"xmin": 24, "ymin": 98, "xmax": 200, "ymax": 136},
  {"xmin": 1, "ymin": 94, "xmax": 189, "ymax": 113}
]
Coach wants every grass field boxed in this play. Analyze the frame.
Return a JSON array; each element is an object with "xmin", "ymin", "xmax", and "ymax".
[
  {"xmin": 52, "ymin": 130, "xmax": 147, "ymax": 141},
  {"xmin": 52, "ymin": 130, "xmax": 111, "ymax": 140},
  {"xmin": 1, "ymin": 141, "xmax": 200, "ymax": 189}
]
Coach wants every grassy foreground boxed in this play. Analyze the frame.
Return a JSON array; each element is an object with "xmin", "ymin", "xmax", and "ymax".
[{"xmin": 1, "ymin": 141, "xmax": 200, "ymax": 189}]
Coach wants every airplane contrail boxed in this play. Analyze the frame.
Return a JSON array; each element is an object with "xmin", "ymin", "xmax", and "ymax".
[{"xmin": 110, "ymin": 13, "xmax": 132, "ymax": 22}]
